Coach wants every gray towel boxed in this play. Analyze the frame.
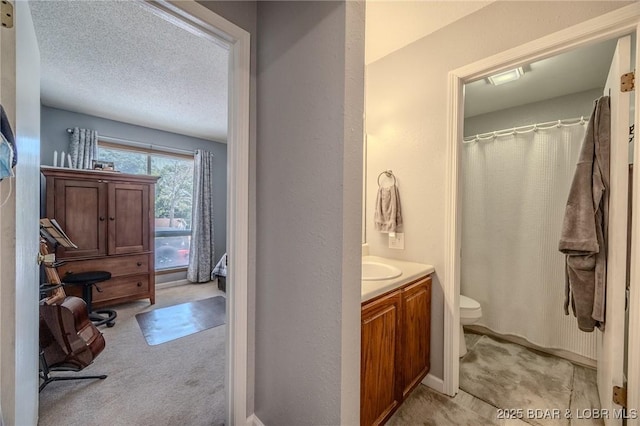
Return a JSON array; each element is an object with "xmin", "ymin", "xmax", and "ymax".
[
  {"xmin": 559, "ymin": 96, "xmax": 610, "ymax": 332},
  {"xmin": 374, "ymin": 184, "xmax": 403, "ymax": 233}
]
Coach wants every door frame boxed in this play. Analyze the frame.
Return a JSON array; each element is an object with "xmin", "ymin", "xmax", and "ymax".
[
  {"xmin": 132, "ymin": 1, "xmax": 251, "ymax": 424},
  {"xmin": 443, "ymin": 1, "xmax": 640, "ymax": 413}
]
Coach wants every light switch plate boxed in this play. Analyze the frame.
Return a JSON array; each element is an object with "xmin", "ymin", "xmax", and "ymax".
[{"xmin": 389, "ymin": 233, "xmax": 405, "ymax": 249}]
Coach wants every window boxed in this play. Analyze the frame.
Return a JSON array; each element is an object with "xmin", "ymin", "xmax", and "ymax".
[{"xmin": 97, "ymin": 143, "xmax": 194, "ymax": 271}]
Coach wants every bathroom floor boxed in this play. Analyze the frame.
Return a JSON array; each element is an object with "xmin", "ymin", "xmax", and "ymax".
[{"xmin": 388, "ymin": 332, "xmax": 603, "ymax": 426}]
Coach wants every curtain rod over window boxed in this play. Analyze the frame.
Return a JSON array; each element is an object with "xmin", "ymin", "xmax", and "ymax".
[
  {"xmin": 66, "ymin": 128, "xmax": 194, "ymax": 156},
  {"xmin": 463, "ymin": 116, "xmax": 588, "ymax": 143}
]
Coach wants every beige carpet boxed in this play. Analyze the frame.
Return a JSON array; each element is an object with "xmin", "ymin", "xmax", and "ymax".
[
  {"xmin": 460, "ymin": 335, "xmax": 574, "ymax": 426},
  {"xmin": 38, "ymin": 283, "xmax": 226, "ymax": 426}
]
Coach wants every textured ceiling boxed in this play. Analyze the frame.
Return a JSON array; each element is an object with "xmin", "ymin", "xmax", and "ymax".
[
  {"xmin": 464, "ymin": 38, "xmax": 617, "ymax": 118},
  {"xmin": 365, "ymin": 1, "xmax": 494, "ymax": 64},
  {"xmin": 30, "ymin": 0, "xmax": 229, "ymax": 142}
]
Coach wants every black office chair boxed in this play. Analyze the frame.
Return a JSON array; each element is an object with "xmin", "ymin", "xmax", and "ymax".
[{"xmin": 62, "ymin": 271, "xmax": 117, "ymax": 327}]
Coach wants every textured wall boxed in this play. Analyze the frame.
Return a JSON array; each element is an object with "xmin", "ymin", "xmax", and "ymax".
[
  {"xmin": 40, "ymin": 105, "xmax": 228, "ymax": 270},
  {"xmin": 366, "ymin": 1, "xmax": 630, "ymax": 381},
  {"xmin": 256, "ymin": 1, "xmax": 363, "ymax": 424},
  {"xmin": 464, "ymin": 88, "xmax": 603, "ymax": 137}
]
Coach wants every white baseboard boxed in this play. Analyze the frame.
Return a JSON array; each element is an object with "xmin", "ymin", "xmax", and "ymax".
[
  {"xmin": 247, "ymin": 414, "xmax": 265, "ymax": 426},
  {"xmin": 421, "ymin": 373, "xmax": 445, "ymax": 393}
]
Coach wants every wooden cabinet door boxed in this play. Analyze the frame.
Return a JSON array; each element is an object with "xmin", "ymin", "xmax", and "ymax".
[
  {"xmin": 361, "ymin": 290, "xmax": 402, "ymax": 426},
  {"xmin": 53, "ymin": 179, "xmax": 107, "ymax": 258},
  {"xmin": 400, "ymin": 277, "xmax": 431, "ymax": 398},
  {"xmin": 108, "ymin": 183, "xmax": 150, "ymax": 255}
]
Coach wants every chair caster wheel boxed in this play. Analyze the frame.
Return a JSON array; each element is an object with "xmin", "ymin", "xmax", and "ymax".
[{"xmin": 106, "ymin": 322, "xmax": 115, "ymax": 328}]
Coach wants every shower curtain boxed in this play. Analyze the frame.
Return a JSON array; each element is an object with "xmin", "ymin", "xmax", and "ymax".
[{"xmin": 461, "ymin": 122, "xmax": 597, "ymax": 360}]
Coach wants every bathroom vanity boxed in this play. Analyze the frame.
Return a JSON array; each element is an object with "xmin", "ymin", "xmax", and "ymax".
[{"xmin": 360, "ymin": 258, "xmax": 434, "ymax": 426}]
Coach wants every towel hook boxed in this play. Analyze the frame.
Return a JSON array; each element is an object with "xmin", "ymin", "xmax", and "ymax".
[{"xmin": 377, "ymin": 170, "xmax": 397, "ymax": 187}]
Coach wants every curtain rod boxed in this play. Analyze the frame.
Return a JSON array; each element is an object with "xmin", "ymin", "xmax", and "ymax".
[
  {"xmin": 66, "ymin": 128, "xmax": 194, "ymax": 156},
  {"xmin": 463, "ymin": 116, "xmax": 588, "ymax": 143}
]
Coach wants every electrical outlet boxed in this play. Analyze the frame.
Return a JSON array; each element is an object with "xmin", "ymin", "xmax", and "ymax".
[{"xmin": 389, "ymin": 233, "xmax": 405, "ymax": 249}]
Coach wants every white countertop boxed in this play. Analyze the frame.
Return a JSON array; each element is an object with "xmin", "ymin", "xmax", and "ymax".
[{"xmin": 361, "ymin": 255, "xmax": 435, "ymax": 303}]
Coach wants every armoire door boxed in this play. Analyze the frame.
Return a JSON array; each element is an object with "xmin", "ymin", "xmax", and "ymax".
[
  {"xmin": 54, "ymin": 179, "xmax": 107, "ymax": 258},
  {"xmin": 108, "ymin": 183, "xmax": 150, "ymax": 255}
]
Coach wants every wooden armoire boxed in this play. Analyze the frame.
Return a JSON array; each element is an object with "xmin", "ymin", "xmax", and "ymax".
[{"xmin": 41, "ymin": 166, "xmax": 159, "ymax": 307}]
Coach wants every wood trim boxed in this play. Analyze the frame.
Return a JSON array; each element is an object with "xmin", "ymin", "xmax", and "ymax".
[
  {"xmin": 141, "ymin": 2, "xmax": 252, "ymax": 425},
  {"xmin": 444, "ymin": 3, "xmax": 640, "ymax": 401},
  {"xmin": 155, "ymin": 266, "xmax": 187, "ymax": 275},
  {"xmin": 224, "ymin": 13, "xmax": 251, "ymax": 426},
  {"xmin": 627, "ymin": 26, "xmax": 640, "ymax": 426},
  {"xmin": 41, "ymin": 166, "xmax": 160, "ymax": 184},
  {"xmin": 443, "ymin": 69, "xmax": 462, "ymax": 397}
]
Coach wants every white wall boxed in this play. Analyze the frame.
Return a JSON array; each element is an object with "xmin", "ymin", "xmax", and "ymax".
[
  {"xmin": 0, "ymin": 12, "xmax": 18, "ymax": 424},
  {"xmin": 464, "ymin": 88, "xmax": 603, "ymax": 137},
  {"xmin": 15, "ymin": 2, "xmax": 40, "ymax": 422},
  {"xmin": 365, "ymin": 1, "xmax": 629, "ymax": 381},
  {"xmin": 255, "ymin": 1, "xmax": 363, "ymax": 424},
  {"xmin": 0, "ymin": 1, "xmax": 41, "ymax": 424}
]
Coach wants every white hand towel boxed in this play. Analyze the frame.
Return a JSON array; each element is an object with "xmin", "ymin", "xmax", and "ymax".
[{"xmin": 374, "ymin": 184, "xmax": 403, "ymax": 233}]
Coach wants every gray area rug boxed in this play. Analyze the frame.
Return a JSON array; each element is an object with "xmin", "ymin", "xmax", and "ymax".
[
  {"xmin": 460, "ymin": 335, "xmax": 574, "ymax": 426},
  {"xmin": 136, "ymin": 295, "xmax": 226, "ymax": 345}
]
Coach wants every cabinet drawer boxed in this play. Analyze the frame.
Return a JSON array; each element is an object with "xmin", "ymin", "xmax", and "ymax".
[
  {"xmin": 64, "ymin": 274, "xmax": 150, "ymax": 306},
  {"xmin": 59, "ymin": 254, "xmax": 150, "ymax": 278},
  {"xmin": 93, "ymin": 274, "xmax": 150, "ymax": 302}
]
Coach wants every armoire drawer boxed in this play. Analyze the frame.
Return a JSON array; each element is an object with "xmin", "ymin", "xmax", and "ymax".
[
  {"xmin": 64, "ymin": 274, "xmax": 150, "ymax": 305},
  {"xmin": 93, "ymin": 274, "xmax": 150, "ymax": 303},
  {"xmin": 59, "ymin": 254, "xmax": 150, "ymax": 278}
]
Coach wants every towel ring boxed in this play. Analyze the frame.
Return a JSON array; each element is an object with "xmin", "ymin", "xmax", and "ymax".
[{"xmin": 377, "ymin": 170, "xmax": 396, "ymax": 187}]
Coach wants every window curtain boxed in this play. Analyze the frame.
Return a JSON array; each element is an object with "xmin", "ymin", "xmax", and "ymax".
[
  {"xmin": 187, "ymin": 149, "xmax": 215, "ymax": 283},
  {"xmin": 68, "ymin": 127, "xmax": 98, "ymax": 169},
  {"xmin": 461, "ymin": 122, "xmax": 598, "ymax": 360}
]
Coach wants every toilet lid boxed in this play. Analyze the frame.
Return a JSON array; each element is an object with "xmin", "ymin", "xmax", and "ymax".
[{"xmin": 460, "ymin": 295, "xmax": 480, "ymax": 310}]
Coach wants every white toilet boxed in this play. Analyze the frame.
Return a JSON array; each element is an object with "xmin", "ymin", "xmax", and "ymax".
[{"xmin": 459, "ymin": 295, "xmax": 482, "ymax": 357}]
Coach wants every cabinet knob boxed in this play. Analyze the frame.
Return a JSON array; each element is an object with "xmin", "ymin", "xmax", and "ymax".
[
  {"xmin": 137, "ymin": 282, "xmax": 142, "ymax": 287},
  {"xmin": 137, "ymin": 262, "xmax": 142, "ymax": 266},
  {"xmin": 99, "ymin": 216, "xmax": 105, "ymax": 221},
  {"xmin": 109, "ymin": 217, "xmax": 115, "ymax": 221}
]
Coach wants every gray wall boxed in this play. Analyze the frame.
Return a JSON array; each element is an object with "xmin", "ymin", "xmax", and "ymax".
[
  {"xmin": 464, "ymin": 88, "xmax": 603, "ymax": 137},
  {"xmin": 366, "ymin": 1, "xmax": 629, "ymax": 382},
  {"xmin": 40, "ymin": 105, "xmax": 228, "ymax": 267},
  {"xmin": 255, "ymin": 1, "xmax": 364, "ymax": 424}
]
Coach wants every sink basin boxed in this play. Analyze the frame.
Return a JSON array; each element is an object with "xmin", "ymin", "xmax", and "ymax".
[{"xmin": 362, "ymin": 261, "xmax": 402, "ymax": 281}]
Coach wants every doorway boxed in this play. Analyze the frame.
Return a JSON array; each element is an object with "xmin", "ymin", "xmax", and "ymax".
[
  {"xmin": 3, "ymin": 1, "xmax": 250, "ymax": 424},
  {"xmin": 457, "ymin": 37, "xmax": 625, "ymax": 417},
  {"xmin": 443, "ymin": 8, "xmax": 640, "ymax": 418}
]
